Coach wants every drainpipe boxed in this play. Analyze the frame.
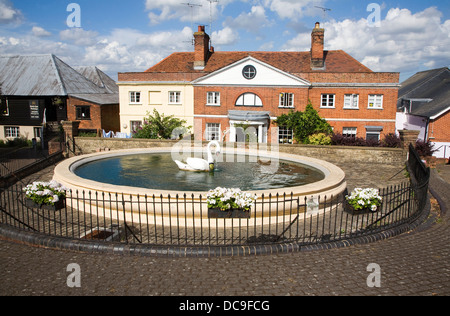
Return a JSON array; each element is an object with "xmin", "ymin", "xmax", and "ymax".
[{"xmin": 424, "ymin": 117, "xmax": 430, "ymax": 142}]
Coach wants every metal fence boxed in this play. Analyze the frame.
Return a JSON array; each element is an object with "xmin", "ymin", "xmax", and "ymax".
[
  {"xmin": 0, "ymin": 146, "xmax": 430, "ymax": 248},
  {"xmin": 0, "ymin": 148, "xmax": 52, "ymax": 178}
]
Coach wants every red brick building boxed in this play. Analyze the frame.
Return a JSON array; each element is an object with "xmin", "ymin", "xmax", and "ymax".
[{"xmin": 119, "ymin": 24, "xmax": 399, "ymax": 143}]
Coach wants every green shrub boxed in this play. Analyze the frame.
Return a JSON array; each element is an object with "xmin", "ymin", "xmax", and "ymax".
[
  {"xmin": 274, "ymin": 101, "xmax": 332, "ymax": 144},
  {"xmin": 307, "ymin": 133, "xmax": 332, "ymax": 145}
]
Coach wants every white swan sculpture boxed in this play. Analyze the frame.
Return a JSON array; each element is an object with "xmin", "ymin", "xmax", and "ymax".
[{"xmin": 175, "ymin": 141, "xmax": 221, "ymax": 172}]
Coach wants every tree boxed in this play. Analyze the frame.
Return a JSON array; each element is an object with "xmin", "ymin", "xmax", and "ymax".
[
  {"xmin": 133, "ymin": 109, "xmax": 191, "ymax": 140},
  {"xmin": 274, "ymin": 101, "xmax": 332, "ymax": 144}
]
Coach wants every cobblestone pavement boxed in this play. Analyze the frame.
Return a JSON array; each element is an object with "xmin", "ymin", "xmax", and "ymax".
[{"xmin": 0, "ymin": 165, "xmax": 449, "ymax": 296}]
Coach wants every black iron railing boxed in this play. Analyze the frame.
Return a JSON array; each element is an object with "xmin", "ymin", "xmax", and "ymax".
[{"xmin": 0, "ymin": 147, "xmax": 430, "ymax": 248}]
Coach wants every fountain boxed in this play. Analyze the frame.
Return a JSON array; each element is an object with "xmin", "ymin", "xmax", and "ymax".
[{"xmin": 53, "ymin": 144, "xmax": 346, "ymax": 227}]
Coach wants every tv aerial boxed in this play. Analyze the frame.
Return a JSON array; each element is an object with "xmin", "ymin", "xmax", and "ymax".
[
  {"xmin": 182, "ymin": 2, "xmax": 203, "ymax": 45},
  {"xmin": 315, "ymin": 6, "xmax": 332, "ymax": 20},
  {"xmin": 207, "ymin": 0, "xmax": 219, "ymax": 46}
]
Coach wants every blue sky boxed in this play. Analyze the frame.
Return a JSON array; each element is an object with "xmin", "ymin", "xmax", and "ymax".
[{"xmin": 1, "ymin": 0, "xmax": 449, "ymax": 81}]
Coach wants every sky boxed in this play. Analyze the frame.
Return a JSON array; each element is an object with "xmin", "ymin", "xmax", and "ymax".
[{"xmin": 1, "ymin": 0, "xmax": 449, "ymax": 82}]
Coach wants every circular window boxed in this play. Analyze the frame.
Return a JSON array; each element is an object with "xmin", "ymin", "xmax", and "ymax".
[{"xmin": 242, "ymin": 65, "xmax": 257, "ymax": 80}]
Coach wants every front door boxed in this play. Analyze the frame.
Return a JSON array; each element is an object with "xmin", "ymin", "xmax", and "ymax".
[{"xmin": 230, "ymin": 121, "xmax": 267, "ymax": 144}]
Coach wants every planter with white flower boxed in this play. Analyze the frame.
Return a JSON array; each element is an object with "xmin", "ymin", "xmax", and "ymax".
[
  {"xmin": 206, "ymin": 187, "xmax": 257, "ymax": 219},
  {"xmin": 23, "ymin": 181, "xmax": 67, "ymax": 211},
  {"xmin": 345, "ymin": 188, "xmax": 383, "ymax": 215}
]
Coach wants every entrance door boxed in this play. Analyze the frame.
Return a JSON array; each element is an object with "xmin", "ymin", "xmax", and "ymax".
[{"xmin": 230, "ymin": 121, "xmax": 267, "ymax": 143}]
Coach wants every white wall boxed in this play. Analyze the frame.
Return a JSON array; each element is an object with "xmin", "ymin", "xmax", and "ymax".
[
  {"xmin": 396, "ymin": 112, "xmax": 427, "ymax": 140},
  {"xmin": 118, "ymin": 83, "xmax": 194, "ymax": 135}
]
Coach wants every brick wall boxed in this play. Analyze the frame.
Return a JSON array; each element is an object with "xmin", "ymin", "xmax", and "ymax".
[
  {"xmin": 67, "ymin": 97, "xmax": 102, "ymax": 132},
  {"xmin": 74, "ymin": 137, "xmax": 405, "ymax": 166},
  {"xmin": 67, "ymin": 97, "xmax": 120, "ymax": 133},
  {"xmin": 195, "ymin": 84, "xmax": 398, "ymax": 139},
  {"xmin": 429, "ymin": 111, "xmax": 450, "ymax": 142}
]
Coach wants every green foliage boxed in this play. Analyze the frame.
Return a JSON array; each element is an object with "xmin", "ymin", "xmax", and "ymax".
[
  {"xmin": 307, "ymin": 133, "xmax": 332, "ymax": 145},
  {"xmin": 274, "ymin": 101, "xmax": 332, "ymax": 143},
  {"xmin": 133, "ymin": 109, "xmax": 191, "ymax": 140}
]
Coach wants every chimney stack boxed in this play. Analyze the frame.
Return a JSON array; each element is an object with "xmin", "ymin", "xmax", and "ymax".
[
  {"xmin": 311, "ymin": 22, "xmax": 325, "ymax": 69},
  {"xmin": 194, "ymin": 25, "xmax": 211, "ymax": 70}
]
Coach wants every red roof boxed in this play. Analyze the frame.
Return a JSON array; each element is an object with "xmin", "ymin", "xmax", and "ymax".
[{"xmin": 145, "ymin": 50, "xmax": 373, "ymax": 74}]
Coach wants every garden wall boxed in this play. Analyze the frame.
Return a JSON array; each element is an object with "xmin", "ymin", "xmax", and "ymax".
[{"xmin": 73, "ymin": 137, "xmax": 405, "ymax": 166}]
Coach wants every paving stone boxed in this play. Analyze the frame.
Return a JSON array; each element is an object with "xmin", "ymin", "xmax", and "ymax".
[{"xmin": 0, "ymin": 164, "xmax": 449, "ymax": 296}]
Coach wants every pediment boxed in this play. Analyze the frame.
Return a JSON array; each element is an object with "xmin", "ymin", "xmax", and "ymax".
[{"xmin": 193, "ymin": 56, "xmax": 310, "ymax": 87}]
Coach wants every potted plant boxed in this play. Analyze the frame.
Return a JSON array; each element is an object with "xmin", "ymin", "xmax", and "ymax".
[
  {"xmin": 23, "ymin": 180, "xmax": 67, "ymax": 211},
  {"xmin": 206, "ymin": 187, "xmax": 257, "ymax": 219},
  {"xmin": 345, "ymin": 188, "xmax": 383, "ymax": 215}
]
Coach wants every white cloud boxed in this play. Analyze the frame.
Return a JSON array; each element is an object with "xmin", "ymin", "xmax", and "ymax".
[
  {"xmin": 59, "ymin": 28, "xmax": 99, "ymax": 46},
  {"xmin": 226, "ymin": 5, "xmax": 271, "ymax": 34},
  {"xmin": 31, "ymin": 26, "xmax": 51, "ymax": 37},
  {"xmin": 283, "ymin": 7, "xmax": 450, "ymax": 73},
  {"xmin": 212, "ymin": 26, "xmax": 239, "ymax": 46},
  {"xmin": 0, "ymin": 0, "xmax": 23, "ymax": 24},
  {"xmin": 82, "ymin": 27, "xmax": 194, "ymax": 74},
  {"xmin": 144, "ymin": 0, "xmax": 238, "ymax": 25},
  {"xmin": 145, "ymin": 0, "xmax": 213, "ymax": 25},
  {"xmin": 263, "ymin": 0, "xmax": 324, "ymax": 20}
]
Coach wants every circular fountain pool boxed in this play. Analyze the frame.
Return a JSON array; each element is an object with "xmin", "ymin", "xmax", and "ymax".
[
  {"xmin": 72, "ymin": 153, "xmax": 326, "ymax": 192},
  {"xmin": 54, "ymin": 147, "xmax": 346, "ymax": 198},
  {"xmin": 53, "ymin": 147, "xmax": 346, "ymax": 225}
]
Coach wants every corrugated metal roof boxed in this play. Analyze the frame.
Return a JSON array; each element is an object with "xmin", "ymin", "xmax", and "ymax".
[
  {"xmin": 74, "ymin": 66, "xmax": 119, "ymax": 94},
  {"xmin": 69, "ymin": 93, "xmax": 119, "ymax": 105},
  {"xmin": 0, "ymin": 54, "xmax": 115, "ymax": 96},
  {"xmin": 398, "ymin": 67, "xmax": 450, "ymax": 118}
]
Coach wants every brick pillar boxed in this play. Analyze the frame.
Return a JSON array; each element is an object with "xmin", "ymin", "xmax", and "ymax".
[
  {"xmin": 61, "ymin": 121, "xmax": 80, "ymax": 156},
  {"xmin": 62, "ymin": 121, "xmax": 80, "ymax": 140},
  {"xmin": 398, "ymin": 129, "xmax": 420, "ymax": 150}
]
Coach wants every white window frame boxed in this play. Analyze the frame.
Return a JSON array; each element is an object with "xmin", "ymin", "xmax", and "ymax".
[
  {"xmin": 344, "ymin": 94, "xmax": 359, "ymax": 109},
  {"xmin": 5, "ymin": 126, "xmax": 20, "ymax": 138},
  {"xmin": 366, "ymin": 126, "xmax": 383, "ymax": 142},
  {"xmin": 366, "ymin": 131, "xmax": 381, "ymax": 142},
  {"xmin": 205, "ymin": 123, "xmax": 221, "ymax": 141},
  {"xmin": 321, "ymin": 94, "xmax": 335, "ymax": 108},
  {"xmin": 169, "ymin": 91, "xmax": 182, "ymax": 104},
  {"xmin": 235, "ymin": 93, "xmax": 263, "ymax": 107},
  {"xmin": 130, "ymin": 121, "xmax": 142, "ymax": 133},
  {"xmin": 368, "ymin": 95, "xmax": 383, "ymax": 109},
  {"xmin": 278, "ymin": 127, "xmax": 294, "ymax": 144},
  {"xmin": 279, "ymin": 93, "xmax": 294, "ymax": 108},
  {"xmin": 129, "ymin": 91, "xmax": 141, "ymax": 104},
  {"xmin": 207, "ymin": 92, "xmax": 221, "ymax": 106},
  {"xmin": 343, "ymin": 127, "xmax": 357, "ymax": 138}
]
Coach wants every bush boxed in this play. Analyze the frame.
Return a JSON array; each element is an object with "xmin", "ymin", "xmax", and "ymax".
[
  {"xmin": 331, "ymin": 134, "xmax": 367, "ymax": 147},
  {"xmin": 307, "ymin": 133, "xmax": 332, "ymax": 145},
  {"xmin": 415, "ymin": 140, "xmax": 437, "ymax": 157},
  {"xmin": 133, "ymin": 109, "xmax": 191, "ymax": 140},
  {"xmin": 381, "ymin": 133, "xmax": 402, "ymax": 148},
  {"xmin": 274, "ymin": 101, "xmax": 332, "ymax": 144},
  {"xmin": 331, "ymin": 133, "xmax": 402, "ymax": 148}
]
